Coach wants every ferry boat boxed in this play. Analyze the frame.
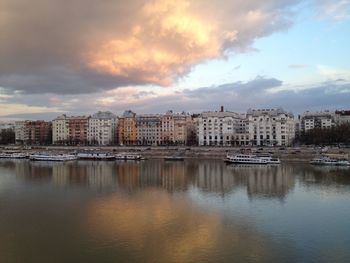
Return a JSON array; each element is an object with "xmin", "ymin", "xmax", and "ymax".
[
  {"xmin": 225, "ymin": 154, "xmax": 268, "ymax": 165},
  {"xmin": 310, "ymin": 157, "xmax": 339, "ymax": 166},
  {"xmin": 164, "ymin": 156, "xmax": 185, "ymax": 161},
  {"xmin": 29, "ymin": 153, "xmax": 77, "ymax": 161},
  {"xmin": 0, "ymin": 152, "xmax": 27, "ymax": 159},
  {"xmin": 77, "ymin": 152, "xmax": 115, "ymax": 160},
  {"xmin": 115, "ymin": 153, "xmax": 144, "ymax": 160},
  {"xmin": 337, "ymin": 160, "xmax": 350, "ymax": 166},
  {"xmin": 258, "ymin": 156, "xmax": 281, "ymax": 164}
]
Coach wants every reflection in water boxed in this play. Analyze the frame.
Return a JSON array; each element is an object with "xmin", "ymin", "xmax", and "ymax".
[
  {"xmin": 85, "ymin": 191, "xmax": 295, "ymax": 263},
  {"xmin": 1, "ymin": 159, "xmax": 350, "ymax": 262},
  {"xmin": 10, "ymin": 160, "xmax": 350, "ymax": 199}
]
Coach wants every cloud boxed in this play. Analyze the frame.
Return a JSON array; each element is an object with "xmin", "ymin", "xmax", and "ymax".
[
  {"xmin": 318, "ymin": 0, "xmax": 350, "ymax": 21},
  {"xmin": 1, "ymin": 76, "xmax": 350, "ymax": 119},
  {"xmin": 288, "ymin": 64, "xmax": 309, "ymax": 69},
  {"xmin": 318, "ymin": 65, "xmax": 350, "ymax": 81},
  {"xmin": 0, "ymin": 0, "xmax": 299, "ymax": 94}
]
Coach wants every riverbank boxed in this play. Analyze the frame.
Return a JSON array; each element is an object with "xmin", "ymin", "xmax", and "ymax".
[{"xmin": 2, "ymin": 145, "xmax": 349, "ymax": 163}]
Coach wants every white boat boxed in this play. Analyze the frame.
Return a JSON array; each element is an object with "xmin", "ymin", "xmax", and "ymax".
[
  {"xmin": 164, "ymin": 156, "xmax": 185, "ymax": 161},
  {"xmin": 77, "ymin": 152, "xmax": 115, "ymax": 160},
  {"xmin": 115, "ymin": 153, "xmax": 143, "ymax": 160},
  {"xmin": 258, "ymin": 156, "xmax": 281, "ymax": 164},
  {"xmin": 30, "ymin": 153, "xmax": 77, "ymax": 161},
  {"xmin": 336, "ymin": 160, "xmax": 350, "ymax": 166},
  {"xmin": 0, "ymin": 152, "xmax": 27, "ymax": 159},
  {"xmin": 310, "ymin": 157, "xmax": 338, "ymax": 166},
  {"xmin": 225, "ymin": 154, "xmax": 268, "ymax": 165}
]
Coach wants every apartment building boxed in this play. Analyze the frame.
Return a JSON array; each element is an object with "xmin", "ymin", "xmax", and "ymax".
[
  {"xmin": 15, "ymin": 121, "xmax": 30, "ymax": 144},
  {"xmin": 247, "ymin": 108, "xmax": 295, "ymax": 146},
  {"xmin": 15, "ymin": 120, "xmax": 52, "ymax": 145},
  {"xmin": 88, "ymin": 111, "xmax": 117, "ymax": 145},
  {"xmin": 160, "ymin": 110, "xmax": 189, "ymax": 145},
  {"xmin": 136, "ymin": 114, "xmax": 162, "ymax": 145},
  {"xmin": 198, "ymin": 107, "xmax": 248, "ymax": 146},
  {"xmin": 68, "ymin": 116, "xmax": 90, "ymax": 145},
  {"xmin": 300, "ymin": 111, "xmax": 335, "ymax": 132},
  {"xmin": 52, "ymin": 114, "xmax": 69, "ymax": 144},
  {"xmin": 118, "ymin": 110, "xmax": 137, "ymax": 145},
  {"xmin": 335, "ymin": 110, "xmax": 350, "ymax": 125}
]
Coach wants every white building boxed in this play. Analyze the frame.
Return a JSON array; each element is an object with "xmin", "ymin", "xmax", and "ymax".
[
  {"xmin": 137, "ymin": 114, "xmax": 162, "ymax": 145},
  {"xmin": 300, "ymin": 111, "xmax": 335, "ymax": 132},
  {"xmin": 88, "ymin": 111, "xmax": 117, "ymax": 145},
  {"xmin": 52, "ymin": 114, "xmax": 69, "ymax": 144},
  {"xmin": 198, "ymin": 107, "xmax": 248, "ymax": 146},
  {"xmin": 335, "ymin": 110, "xmax": 350, "ymax": 125},
  {"xmin": 14, "ymin": 121, "xmax": 29, "ymax": 144},
  {"xmin": 247, "ymin": 108, "xmax": 295, "ymax": 146}
]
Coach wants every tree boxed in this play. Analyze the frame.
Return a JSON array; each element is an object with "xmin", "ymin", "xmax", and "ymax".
[{"xmin": 0, "ymin": 128, "xmax": 15, "ymax": 145}]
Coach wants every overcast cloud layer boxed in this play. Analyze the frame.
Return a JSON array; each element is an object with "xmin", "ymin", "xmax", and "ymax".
[{"xmin": 0, "ymin": 0, "xmax": 299, "ymax": 94}]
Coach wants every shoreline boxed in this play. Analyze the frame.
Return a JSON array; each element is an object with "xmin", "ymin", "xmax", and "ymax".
[{"xmin": 2, "ymin": 145, "xmax": 349, "ymax": 163}]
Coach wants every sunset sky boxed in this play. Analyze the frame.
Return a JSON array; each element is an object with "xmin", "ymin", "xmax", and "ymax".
[{"xmin": 0, "ymin": 0, "xmax": 349, "ymax": 119}]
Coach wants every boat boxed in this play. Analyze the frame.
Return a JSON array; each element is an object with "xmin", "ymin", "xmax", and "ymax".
[
  {"xmin": 0, "ymin": 152, "xmax": 27, "ymax": 159},
  {"xmin": 77, "ymin": 152, "xmax": 115, "ymax": 160},
  {"xmin": 115, "ymin": 153, "xmax": 144, "ymax": 160},
  {"xmin": 29, "ymin": 153, "xmax": 77, "ymax": 161},
  {"xmin": 258, "ymin": 156, "xmax": 281, "ymax": 164},
  {"xmin": 164, "ymin": 156, "xmax": 185, "ymax": 161},
  {"xmin": 225, "ymin": 154, "xmax": 268, "ymax": 165},
  {"xmin": 336, "ymin": 160, "xmax": 350, "ymax": 166},
  {"xmin": 310, "ymin": 157, "xmax": 338, "ymax": 166}
]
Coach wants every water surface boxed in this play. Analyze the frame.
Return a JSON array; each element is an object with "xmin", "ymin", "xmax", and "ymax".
[{"xmin": 0, "ymin": 159, "xmax": 350, "ymax": 263}]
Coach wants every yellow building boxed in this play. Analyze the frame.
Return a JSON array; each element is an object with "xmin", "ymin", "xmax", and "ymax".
[{"xmin": 118, "ymin": 110, "xmax": 138, "ymax": 145}]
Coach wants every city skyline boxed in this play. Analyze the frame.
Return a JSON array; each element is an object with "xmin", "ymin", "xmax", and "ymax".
[{"xmin": 1, "ymin": 0, "xmax": 350, "ymax": 120}]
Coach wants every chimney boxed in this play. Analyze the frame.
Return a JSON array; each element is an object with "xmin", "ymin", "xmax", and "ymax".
[{"xmin": 220, "ymin": 106, "xmax": 224, "ymax": 112}]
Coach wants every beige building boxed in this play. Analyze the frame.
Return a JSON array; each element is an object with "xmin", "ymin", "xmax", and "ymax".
[
  {"xmin": 198, "ymin": 107, "xmax": 248, "ymax": 146},
  {"xmin": 88, "ymin": 111, "xmax": 117, "ymax": 145},
  {"xmin": 161, "ymin": 110, "xmax": 189, "ymax": 145},
  {"xmin": 53, "ymin": 115, "xmax": 90, "ymax": 145},
  {"xmin": 52, "ymin": 114, "xmax": 69, "ymax": 144},
  {"xmin": 247, "ymin": 108, "xmax": 295, "ymax": 146}
]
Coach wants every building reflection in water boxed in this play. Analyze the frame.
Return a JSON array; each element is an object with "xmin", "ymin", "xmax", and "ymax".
[{"xmin": 11, "ymin": 160, "xmax": 350, "ymax": 199}]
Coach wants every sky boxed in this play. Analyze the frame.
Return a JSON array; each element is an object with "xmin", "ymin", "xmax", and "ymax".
[{"xmin": 0, "ymin": 0, "xmax": 349, "ymax": 120}]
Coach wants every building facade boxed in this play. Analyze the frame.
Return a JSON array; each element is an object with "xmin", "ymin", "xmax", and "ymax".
[
  {"xmin": 88, "ymin": 111, "xmax": 117, "ymax": 145},
  {"xmin": 136, "ymin": 115, "xmax": 162, "ymax": 145},
  {"xmin": 247, "ymin": 108, "xmax": 295, "ymax": 146},
  {"xmin": 15, "ymin": 121, "xmax": 30, "ymax": 144},
  {"xmin": 300, "ymin": 111, "xmax": 335, "ymax": 132},
  {"xmin": 15, "ymin": 121, "xmax": 52, "ymax": 145},
  {"xmin": 198, "ymin": 108, "xmax": 248, "ymax": 146},
  {"xmin": 118, "ymin": 110, "xmax": 137, "ymax": 145},
  {"xmin": 27, "ymin": 121, "xmax": 52, "ymax": 145},
  {"xmin": 52, "ymin": 114, "xmax": 69, "ymax": 144},
  {"xmin": 68, "ymin": 116, "xmax": 90, "ymax": 145},
  {"xmin": 335, "ymin": 110, "xmax": 350, "ymax": 125}
]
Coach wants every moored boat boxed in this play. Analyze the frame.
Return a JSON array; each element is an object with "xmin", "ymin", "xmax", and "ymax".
[
  {"xmin": 115, "ymin": 153, "xmax": 143, "ymax": 160},
  {"xmin": 0, "ymin": 152, "xmax": 27, "ymax": 159},
  {"xmin": 258, "ymin": 156, "xmax": 281, "ymax": 164},
  {"xmin": 336, "ymin": 160, "xmax": 350, "ymax": 166},
  {"xmin": 310, "ymin": 157, "xmax": 349, "ymax": 165},
  {"xmin": 164, "ymin": 156, "xmax": 185, "ymax": 161},
  {"xmin": 77, "ymin": 152, "xmax": 115, "ymax": 160},
  {"xmin": 225, "ymin": 154, "xmax": 268, "ymax": 165},
  {"xmin": 29, "ymin": 153, "xmax": 77, "ymax": 161}
]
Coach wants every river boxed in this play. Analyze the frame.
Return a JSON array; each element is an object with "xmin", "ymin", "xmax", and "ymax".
[{"xmin": 0, "ymin": 159, "xmax": 349, "ymax": 262}]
